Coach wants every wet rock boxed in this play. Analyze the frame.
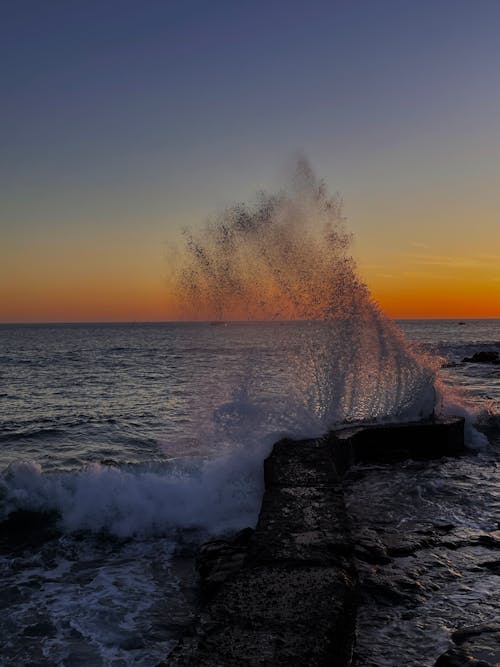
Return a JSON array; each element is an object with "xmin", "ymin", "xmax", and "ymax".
[
  {"xmin": 462, "ymin": 351, "xmax": 499, "ymax": 364},
  {"xmin": 332, "ymin": 416, "xmax": 465, "ymax": 464},
  {"xmin": 435, "ymin": 624, "xmax": 500, "ymax": 666},
  {"xmin": 162, "ymin": 419, "xmax": 469, "ymax": 666},
  {"xmin": 477, "ymin": 533, "xmax": 500, "ymax": 549},
  {"xmin": 479, "ymin": 559, "xmax": 500, "ymax": 574},
  {"xmin": 165, "ymin": 565, "xmax": 357, "ymax": 666},
  {"xmin": 22, "ymin": 621, "xmax": 56, "ymax": 638},
  {"xmin": 353, "ymin": 528, "xmax": 391, "ymax": 564},
  {"xmin": 0, "ymin": 510, "xmax": 60, "ymax": 553},
  {"xmin": 434, "ymin": 647, "xmax": 492, "ymax": 666},
  {"xmin": 451, "ymin": 623, "xmax": 500, "ymax": 644},
  {"xmin": 264, "ymin": 437, "xmax": 341, "ymax": 487},
  {"xmin": 196, "ymin": 530, "xmax": 252, "ymax": 596},
  {"xmin": 162, "ymin": 437, "xmax": 357, "ymax": 666},
  {"xmin": 250, "ymin": 485, "xmax": 351, "ymax": 565},
  {"xmin": 118, "ymin": 635, "xmax": 146, "ymax": 650},
  {"xmin": 381, "ymin": 528, "xmax": 438, "ymax": 556}
]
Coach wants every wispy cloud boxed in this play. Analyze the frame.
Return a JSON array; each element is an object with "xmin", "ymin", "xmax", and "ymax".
[
  {"xmin": 403, "ymin": 253, "xmax": 500, "ymax": 270},
  {"xmin": 410, "ymin": 241, "xmax": 430, "ymax": 250}
]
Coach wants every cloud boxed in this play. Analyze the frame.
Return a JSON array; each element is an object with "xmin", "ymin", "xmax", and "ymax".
[{"xmin": 404, "ymin": 253, "xmax": 500, "ymax": 270}]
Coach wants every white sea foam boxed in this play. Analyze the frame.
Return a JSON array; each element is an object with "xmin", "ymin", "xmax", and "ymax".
[
  {"xmin": 0, "ymin": 439, "xmax": 271, "ymax": 537},
  {"xmin": 436, "ymin": 379, "xmax": 490, "ymax": 448}
]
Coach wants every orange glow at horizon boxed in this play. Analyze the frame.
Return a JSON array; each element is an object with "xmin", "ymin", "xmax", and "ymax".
[
  {"xmin": 2, "ymin": 271, "xmax": 499, "ymax": 323},
  {"xmin": 1, "ymin": 231, "xmax": 499, "ymax": 322},
  {"xmin": 361, "ymin": 265, "xmax": 500, "ymax": 320}
]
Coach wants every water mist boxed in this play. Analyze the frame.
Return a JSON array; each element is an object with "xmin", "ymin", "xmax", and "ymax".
[{"xmin": 174, "ymin": 158, "xmax": 438, "ymax": 438}]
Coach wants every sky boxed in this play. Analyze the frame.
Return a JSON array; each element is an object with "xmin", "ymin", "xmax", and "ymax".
[{"xmin": 1, "ymin": 0, "xmax": 500, "ymax": 322}]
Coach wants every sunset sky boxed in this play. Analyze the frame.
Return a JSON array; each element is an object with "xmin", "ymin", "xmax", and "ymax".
[{"xmin": 2, "ymin": 0, "xmax": 500, "ymax": 322}]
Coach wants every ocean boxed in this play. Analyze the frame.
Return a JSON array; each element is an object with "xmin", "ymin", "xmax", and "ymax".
[{"xmin": 0, "ymin": 319, "xmax": 499, "ymax": 666}]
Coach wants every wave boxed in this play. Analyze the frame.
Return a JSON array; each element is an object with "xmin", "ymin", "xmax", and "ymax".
[{"xmin": 0, "ymin": 443, "xmax": 270, "ymax": 538}]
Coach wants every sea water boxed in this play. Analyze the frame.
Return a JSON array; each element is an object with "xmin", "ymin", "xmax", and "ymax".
[{"xmin": 0, "ymin": 319, "xmax": 499, "ymax": 666}]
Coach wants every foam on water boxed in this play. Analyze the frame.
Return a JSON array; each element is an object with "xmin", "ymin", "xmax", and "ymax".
[{"xmin": 0, "ymin": 445, "xmax": 269, "ymax": 537}]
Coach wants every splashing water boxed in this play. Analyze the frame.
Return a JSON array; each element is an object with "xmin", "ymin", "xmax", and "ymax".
[{"xmin": 174, "ymin": 158, "xmax": 438, "ymax": 433}]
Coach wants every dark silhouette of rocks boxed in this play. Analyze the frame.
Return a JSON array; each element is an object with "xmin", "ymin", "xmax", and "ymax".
[
  {"xmin": 462, "ymin": 351, "xmax": 500, "ymax": 364},
  {"xmin": 160, "ymin": 417, "xmax": 466, "ymax": 666},
  {"xmin": 434, "ymin": 623, "xmax": 500, "ymax": 666}
]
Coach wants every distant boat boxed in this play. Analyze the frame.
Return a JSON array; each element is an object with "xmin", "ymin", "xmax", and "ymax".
[{"xmin": 458, "ymin": 322, "xmax": 466, "ymax": 325}]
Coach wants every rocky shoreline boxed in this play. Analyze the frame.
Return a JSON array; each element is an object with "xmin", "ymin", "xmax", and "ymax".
[{"xmin": 160, "ymin": 416, "xmax": 500, "ymax": 666}]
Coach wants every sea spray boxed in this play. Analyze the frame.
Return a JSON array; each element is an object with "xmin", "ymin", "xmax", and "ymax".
[{"xmin": 174, "ymin": 158, "xmax": 438, "ymax": 432}]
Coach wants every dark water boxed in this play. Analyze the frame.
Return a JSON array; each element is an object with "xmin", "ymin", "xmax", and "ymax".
[
  {"xmin": 0, "ymin": 320, "xmax": 499, "ymax": 666},
  {"xmin": 347, "ymin": 319, "xmax": 500, "ymax": 666}
]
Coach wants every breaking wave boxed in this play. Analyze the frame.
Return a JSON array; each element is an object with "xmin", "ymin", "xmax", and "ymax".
[{"xmin": 0, "ymin": 447, "xmax": 269, "ymax": 537}]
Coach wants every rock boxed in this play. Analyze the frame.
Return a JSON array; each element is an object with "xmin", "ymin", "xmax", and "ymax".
[
  {"xmin": 22, "ymin": 621, "xmax": 56, "ymax": 638},
  {"xmin": 163, "ymin": 437, "xmax": 357, "ymax": 666},
  {"xmin": 165, "ymin": 566, "xmax": 357, "ymax": 666},
  {"xmin": 462, "ymin": 351, "xmax": 500, "ymax": 364},
  {"xmin": 196, "ymin": 531, "xmax": 253, "ymax": 596},
  {"xmin": 331, "ymin": 415, "xmax": 465, "ymax": 465},
  {"xmin": 0, "ymin": 510, "xmax": 60, "ymax": 553},
  {"xmin": 480, "ymin": 559, "xmax": 500, "ymax": 574},
  {"xmin": 435, "ymin": 624, "xmax": 500, "ymax": 667},
  {"xmin": 162, "ymin": 419, "xmax": 468, "ymax": 666},
  {"xmin": 353, "ymin": 528, "xmax": 391, "ymax": 564},
  {"xmin": 451, "ymin": 623, "xmax": 500, "ymax": 644},
  {"xmin": 477, "ymin": 533, "xmax": 500, "ymax": 549},
  {"xmin": 264, "ymin": 437, "xmax": 341, "ymax": 487},
  {"xmin": 434, "ymin": 647, "xmax": 492, "ymax": 666},
  {"xmin": 250, "ymin": 485, "xmax": 351, "ymax": 566}
]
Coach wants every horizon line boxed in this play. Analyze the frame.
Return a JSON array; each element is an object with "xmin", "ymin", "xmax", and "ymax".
[{"xmin": 1, "ymin": 317, "xmax": 499, "ymax": 326}]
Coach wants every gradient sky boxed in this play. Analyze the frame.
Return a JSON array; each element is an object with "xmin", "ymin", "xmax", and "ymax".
[{"xmin": 2, "ymin": 0, "xmax": 500, "ymax": 322}]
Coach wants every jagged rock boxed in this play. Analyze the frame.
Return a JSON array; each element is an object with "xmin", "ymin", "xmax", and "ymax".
[
  {"xmin": 477, "ymin": 533, "xmax": 500, "ymax": 549},
  {"xmin": 462, "ymin": 351, "xmax": 499, "ymax": 364},
  {"xmin": 434, "ymin": 647, "xmax": 492, "ymax": 666},
  {"xmin": 0, "ymin": 510, "xmax": 60, "ymax": 553},
  {"xmin": 480, "ymin": 559, "xmax": 500, "ymax": 574},
  {"xmin": 353, "ymin": 528, "xmax": 391, "ymax": 564},
  {"xmin": 196, "ymin": 529, "xmax": 253, "ymax": 596},
  {"xmin": 435, "ymin": 624, "xmax": 500, "ymax": 666}
]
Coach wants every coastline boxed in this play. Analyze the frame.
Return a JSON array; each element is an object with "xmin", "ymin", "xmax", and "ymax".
[{"xmin": 160, "ymin": 416, "xmax": 500, "ymax": 667}]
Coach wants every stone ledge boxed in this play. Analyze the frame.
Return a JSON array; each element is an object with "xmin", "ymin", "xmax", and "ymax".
[
  {"xmin": 331, "ymin": 415, "xmax": 465, "ymax": 474},
  {"xmin": 160, "ymin": 416, "xmax": 466, "ymax": 666}
]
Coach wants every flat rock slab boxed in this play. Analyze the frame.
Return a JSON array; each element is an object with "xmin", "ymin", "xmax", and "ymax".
[
  {"xmin": 162, "ymin": 438, "xmax": 357, "ymax": 666},
  {"xmin": 264, "ymin": 437, "xmax": 340, "ymax": 488},
  {"xmin": 165, "ymin": 623, "xmax": 353, "ymax": 666},
  {"xmin": 251, "ymin": 485, "xmax": 351, "ymax": 565},
  {"xmin": 166, "ymin": 566, "xmax": 357, "ymax": 666},
  {"xmin": 208, "ymin": 565, "xmax": 354, "ymax": 627}
]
